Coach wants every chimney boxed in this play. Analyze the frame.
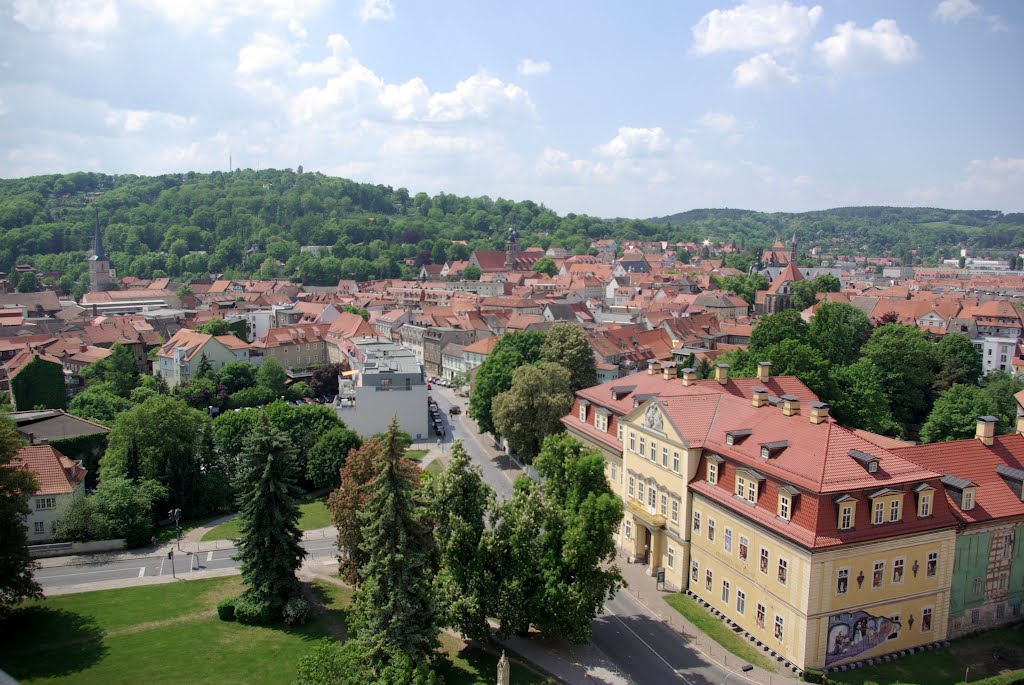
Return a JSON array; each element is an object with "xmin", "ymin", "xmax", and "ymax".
[
  {"xmin": 681, "ymin": 367, "xmax": 698, "ymax": 386},
  {"xmin": 714, "ymin": 363, "xmax": 730, "ymax": 385},
  {"xmin": 647, "ymin": 362, "xmax": 657, "ymax": 375},
  {"xmin": 661, "ymin": 362, "xmax": 676, "ymax": 381},
  {"xmin": 976, "ymin": 416, "xmax": 997, "ymax": 446},
  {"xmin": 752, "ymin": 386, "xmax": 769, "ymax": 408},
  {"xmin": 781, "ymin": 394, "xmax": 800, "ymax": 416},
  {"xmin": 809, "ymin": 401, "xmax": 830, "ymax": 424},
  {"xmin": 757, "ymin": 361, "xmax": 772, "ymax": 384},
  {"xmin": 80, "ymin": 344, "xmax": 88, "ymax": 353}
]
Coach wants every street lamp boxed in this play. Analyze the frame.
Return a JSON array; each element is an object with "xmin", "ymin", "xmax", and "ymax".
[{"xmin": 721, "ymin": 664, "xmax": 753, "ymax": 685}]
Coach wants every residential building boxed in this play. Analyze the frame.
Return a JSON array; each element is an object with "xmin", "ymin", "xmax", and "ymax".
[
  {"xmin": 249, "ymin": 324, "xmax": 330, "ymax": 371},
  {"xmin": 14, "ymin": 444, "xmax": 86, "ymax": 543},
  {"xmin": 893, "ymin": 422, "xmax": 1024, "ymax": 637},
  {"xmin": 154, "ymin": 329, "xmax": 250, "ymax": 387},
  {"xmin": 982, "ymin": 337, "xmax": 1017, "ymax": 376},
  {"xmin": 441, "ymin": 342, "xmax": 467, "ymax": 381},
  {"xmin": 462, "ymin": 335, "xmax": 499, "ymax": 372},
  {"xmin": 334, "ymin": 336, "xmax": 427, "ymax": 438},
  {"xmin": 563, "ymin": 363, "xmax": 959, "ymax": 672},
  {"xmin": 423, "ymin": 327, "xmax": 476, "ymax": 378}
]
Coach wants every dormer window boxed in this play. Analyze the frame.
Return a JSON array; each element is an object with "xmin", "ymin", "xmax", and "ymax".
[
  {"xmin": 913, "ymin": 483, "xmax": 935, "ymax": 518},
  {"xmin": 849, "ymin": 449, "xmax": 880, "ymax": 474},
  {"xmin": 725, "ymin": 429, "xmax": 752, "ymax": 446},
  {"xmin": 941, "ymin": 474, "xmax": 979, "ymax": 512},
  {"xmin": 834, "ymin": 494, "xmax": 858, "ymax": 530},
  {"xmin": 706, "ymin": 454, "xmax": 723, "ymax": 485},
  {"xmin": 760, "ymin": 441, "xmax": 788, "ymax": 459},
  {"xmin": 867, "ymin": 488, "xmax": 904, "ymax": 525},
  {"xmin": 579, "ymin": 400, "xmax": 589, "ymax": 422},
  {"xmin": 594, "ymin": 407, "xmax": 610, "ymax": 432},
  {"xmin": 735, "ymin": 468, "xmax": 764, "ymax": 505},
  {"xmin": 778, "ymin": 485, "xmax": 799, "ymax": 521}
]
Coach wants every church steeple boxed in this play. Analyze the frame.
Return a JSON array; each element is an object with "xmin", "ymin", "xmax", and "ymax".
[
  {"xmin": 790, "ymin": 231, "xmax": 798, "ymax": 264},
  {"xmin": 93, "ymin": 207, "xmax": 105, "ymax": 261}
]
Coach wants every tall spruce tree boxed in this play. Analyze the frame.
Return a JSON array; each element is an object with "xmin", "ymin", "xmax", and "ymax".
[
  {"xmin": 0, "ymin": 416, "xmax": 42, "ymax": 613},
  {"xmin": 234, "ymin": 416, "xmax": 306, "ymax": 609},
  {"xmin": 428, "ymin": 440, "xmax": 493, "ymax": 641},
  {"xmin": 355, "ymin": 418, "xmax": 438, "ymax": 666}
]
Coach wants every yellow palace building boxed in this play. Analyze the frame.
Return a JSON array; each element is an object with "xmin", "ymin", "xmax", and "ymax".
[{"xmin": 564, "ymin": 363, "xmax": 958, "ymax": 673}]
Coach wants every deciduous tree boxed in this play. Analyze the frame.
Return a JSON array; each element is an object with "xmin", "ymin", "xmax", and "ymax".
[
  {"xmin": 469, "ymin": 331, "xmax": 546, "ymax": 434},
  {"xmin": 306, "ymin": 427, "xmax": 362, "ymax": 489},
  {"xmin": 861, "ymin": 324, "xmax": 940, "ymax": 426},
  {"xmin": 920, "ymin": 385, "xmax": 999, "ymax": 443},
  {"xmin": 540, "ymin": 323, "xmax": 597, "ymax": 392},
  {"xmin": 934, "ymin": 333, "xmax": 983, "ymax": 392},
  {"xmin": 749, "ymin": 309, "xmax": 809, "ymax": 354},
  {"xmin": 256, "ymin": 356, "xmax": 289, "ymax": 397},
  {"xmin": 825, "ymin": 359, "xmax": 902, "ymax": 437},
  {"xmin": 492, "ymin": 362, "xmax": 573, "ymax": 462},
  {"xmin": 809, "ymin": 302, "xmax": 872, "ymax": 366},
  {"xmin": 428, "ymin": 440, "xmax": 493, "ymax": 641}
]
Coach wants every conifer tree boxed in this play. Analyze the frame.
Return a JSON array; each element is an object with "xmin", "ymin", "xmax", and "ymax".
[
  {"xmin": 428, "ymin": 440, "xmax": 493, "ymax": 641},
  {"xmin": 354, "ymin": 418, "xmax": 438, "ymax": 666},
  {"xmin": 234, "ymin": 416, "xmax": 305, "ymax": 609},
  {"xmin": 0, "ymin": 416, "xmax": 41, "ymax": 613}
]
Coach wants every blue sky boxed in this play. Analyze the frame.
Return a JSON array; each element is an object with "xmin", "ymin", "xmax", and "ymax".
[{"xmin": 1, "ymin": 0, "xmax": 1021, "ymax": 217}]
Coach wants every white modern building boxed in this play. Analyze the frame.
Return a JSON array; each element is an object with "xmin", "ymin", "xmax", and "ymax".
[{"xmin": 335, "ymin": 337, "xmax": 429, "ymax": 439}]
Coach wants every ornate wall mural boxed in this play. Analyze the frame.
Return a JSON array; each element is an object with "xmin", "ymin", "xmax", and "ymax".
[{"xmin": 826, "ymin": 610, "xmax": 901, "ymax": 665}]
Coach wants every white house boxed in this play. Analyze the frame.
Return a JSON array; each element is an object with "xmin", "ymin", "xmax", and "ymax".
[{"xmin": 14, "ymin": 444, "xmax": 86, "ymax": 543}]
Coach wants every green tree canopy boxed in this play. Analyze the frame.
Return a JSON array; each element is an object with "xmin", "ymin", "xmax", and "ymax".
[
  {"xmin": 216, "ymin": 361, "xmax": 258, "ymax": 394},
  {"xmin": 749, "ymin": 309, "xmax": 809, "ymax": 355},
  {"xmin": 427, "ymin": 440, "xmax": 493, "ymax": 641},
  {"xmin": 981, "ymin": 371, "xmax": 1024, "ymax": 434},
  {"xmin": 824, "ymin": 359, "xmax": 902, "ymax": 437},
  {"xmin": 809, "ymin": 301, "xmax": 873, "ymax": 366},
  {"xmin": 461, "ymin": 264, "xmax": 481, "ymax": 281},
  {"xmin": 0, "ymin": 416, "xmax": 41, "ymax": 612},
  {"xmin": 790, "ymin": 280, "xmax": 818, "ymax": 311},
  {"xmin": 860, "ymin": 324, "xmax": 940, "ymax": 426},
  {"xmin": 531, "ymin": 257, "xmax": 558, "ymax": 276},
  {"xmin": 812, "ymin": 273, "xmax": 841, "ymax": 292},
  {"xmin": 469, "ymin": 331, "xmax": 546, "ymax": 434},
  {"xmin": 492, "ymin": 362, "xmax": 574, "ymax": 462},
  {"xmin": 15, "ymin": 271, "xmax": 39, "ymax": 293},
  {"xmin": 934, "ymin": 333, "xmax": 983, "ymax": 392},
  {"xmin": 326, "ymin": 438, "xmax": 379, "ymax": 585},
  {"xmin": 310, "ymin": 362, "xmax": 347, "ymax": 398},
  {"xmin": 920, "ymin": 384, "xmax": 999, "ymax": 443},
  {"xmin": 256, "ymin": 357, "xmax": 289, "ymax": 397},
  {"xmin": 306, "ymin": 427, "xmax": 362, "ymax": 489},
  {"xmin": 79, "ymin": 343, "xmax": 140, "ymax": 398},
  {"xmin": 540, "ymin": 323, "xmax": 597, "ymax": 392},
  {"xmin": 68, "ymin": 384, "xmax": 133, "ymax": 424},
  {"xmin": 714, "ymin": 273, "xmax": 768, "ymax": 306},
  {"xmin": 195, "ymin": 319, "xmax": 231, "ymax": 336}
]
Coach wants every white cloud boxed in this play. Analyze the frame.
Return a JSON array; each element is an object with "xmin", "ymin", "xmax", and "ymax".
[
  {"xmin": 743, "ymin": 160, "xmax": 811, "ymax": 187},
  {"xmin": 814, "ymin": 19, "xmax": 920, "ymax": 73},
  {"xmin": 697, "ymin": 111, "xmax": 738, "ymax": 135},
  {"xmin": 594, "ymin": 126, "xmax": 671, "ymax": 159},
  {"xmin": 380, "ymin": 128, "xmax": 485, "ymax": 157},
  {"xmin": 933, "ymin": 0, "xmax": 980, "ymax": 23},
  {"xmin": 358, "ymin": 0, "xmax": 395, "ymax": 22},
  {"xmin": 959, "ymin": 157, "xmax": 1024, "ymax": 194},
  {"xmin": 424, "ymin": 74, "xmax": 535, "ymax": 123},
  {"xmin": 131, "ymin": 0, "xmax": 325, "ymax": 34},
  {"xmin": 0, "ymin": 99, "xmax": 7, "ymax": 117},
  {"xmin": 12, "ymin": 0, "xmax": 118, "ymax": 50},
  {"xmin": 236, "ymin": 33, "xmax": 300, "ymax": 77},
  {"xmin": 732, "ymin": 52, "xmax": 800, "ymax": 88},
  {"xmin": 517, "ymin": 58, "xmax": 551, "ymax": 76},
  {"xmin": 691, "ymin": 1, "xmax": 823, "ymax": 55},
  {"xmin": 535, "ymin": 147, "xmax": 612, "ymax": 184},
  {"xmin": 103, "ymin": 107, "xmax": 196, "ymax": 133}
]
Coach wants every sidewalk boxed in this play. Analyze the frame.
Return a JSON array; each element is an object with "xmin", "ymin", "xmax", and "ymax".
[{"xmin": 616, "ymin": 557, "xmax": 800, "ymax": 685}]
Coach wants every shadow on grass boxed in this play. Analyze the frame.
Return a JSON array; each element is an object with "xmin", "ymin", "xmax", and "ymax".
[{"xmin": 0, "ymin": 607, "xmax": 108, "ymax": 680}]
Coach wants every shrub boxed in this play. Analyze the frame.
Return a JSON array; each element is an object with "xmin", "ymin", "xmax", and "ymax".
[
  {"xmin": 803, "ymin": 668, "xmax": 823, "ymax": 683},
  {"xmin": 283, "ymin": 596, "xmax": 311, "ymax": 625},
  {"xmin": 216, "ymin": 597, "xmax": 237, "ymax": 621},
  {"xmin": 234, "ymin": 596, "xmax": 275, "ymax": 625}
]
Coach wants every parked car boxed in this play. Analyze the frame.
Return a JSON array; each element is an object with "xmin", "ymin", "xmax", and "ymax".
[{"xmin": 449, "ymin": 405, "xmax": 461, "ymax": 415}]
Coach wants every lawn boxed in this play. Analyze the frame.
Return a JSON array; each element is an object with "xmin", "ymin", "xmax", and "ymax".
[
  {"xmin": 0, "ymin": 576, "xmax": 551, "ymax": 685},
  {"xmin": 201, "ymin": 496, "xmax": 333, "ymax": 541},
  {"xmin": 664, "ymin": 593, "xmax": 777, "ymax": 672},
  {"xmin": 827, "ymin": 625, "xmax": 1024, "ymax": 685},
  {"xmin": 406, "ymin": 449, "xmax": 429, "ymax": 462}
]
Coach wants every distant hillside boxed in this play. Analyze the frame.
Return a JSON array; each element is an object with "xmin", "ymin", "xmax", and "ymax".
[
  {"xmin": 649, "ymin": 206, "xmax": 1024, "ymax": 259},
  {"xmin": 0, "ymin": 169, "xmax": 1022, "ymax": 298}
]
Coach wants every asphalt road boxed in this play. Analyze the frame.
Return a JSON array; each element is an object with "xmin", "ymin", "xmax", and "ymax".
[
  {"xmin": 430, "ymin": 385, "xmax": 733, "ymax": 685},
  {"xmin": 35, "ymin": 538, "xmax": 339, "ymax": 589}
]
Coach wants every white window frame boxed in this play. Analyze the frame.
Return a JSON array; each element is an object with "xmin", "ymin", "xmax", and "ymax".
[
  {"xmin": 672, "ymin": 451, "xmax": 680, "ymax": 473},
  {"xmin": 872, "ymin": 560, "xmax": 884, "ymax": 589},
  {"xmin": 736, "ymin": 589, "xmax": 746, "ymax": 614},
  {"xmin": 693, "ymin": 511, "xmax": 701, "ymax": 534},
  {"xmin": 963, "ymin": 489, "xmax": 975, "ymax": 510},
  {"xmin": 667, "ymin": 546, "xmax": 675, "ymax": 569},
  {"xmin": 595, "ymin": 413, "xmax": 608, "ymax": 432},
  {"xmin": 779, "ymin": 494, "xmax": 791, "ymax": 520},
  {"xmin": 708, "ymin": 518, "xmax": 716, "ymax": 542},
  {"xmin": 660, "ymin": 494, "xmax": 667, "ymax": 516},
  {"xmin": 649, "ymin": 440, "xmax": 657, "ymax": 462},
  {"xmin": 628, "ymin": 476, "xmax": 635, "ymax": 498},
  {"xmin": 671, "ymin": 498, "xmax": 679, "ymax": 523},
  {"xmin": 629, "ymin": 432, "xmax": 636, "ymax": 452},
  {"xmin": 722, "ymin": 579, "xmax": 730, "ymax": 603},
  {"xmin": 760, "ymin": 548, "xmax": 769, "ymax": 575},
  {"xmin": 691, "ymin": 559, "xmax": 699, "ymax": 582},
  {"xmin": 774, "ymin": 615, "xmax": 784, "ymax": 641},
  {"xmin": 873, "ymin": 500, "xmax": 885, "ymax": 525},
  {"xmin": 739, "ymin": 536, "xmax": 748, "ymax": 561},
  {"xmin": 919, "ymin": 492, "xmax": 932, "ymax": 518},
  {"xmin": 625, "ymin": 519, "xmax": 632, "ymax": 540},
  {"xmin": 921, "ymin": 606, "xmax": 933, "ymax": 632},
  {"xmin": 705, "ymin": 568, "xmax": 713, "ymax": 592},
  {"xmin": 837, "ymin": 568, "xmax": 849, "ymax": 595},
  {"xmin": 708, "ymin": 461, "xmax": 718, "ymax": 484},
  {"xmin": 724, "ymin": 527, "xmax": 733, "ymax": 553},
  {"xmin": 756, "ymin": 603, "xmax": 766, "ymax": 628},
  {"xmin": 927, "ymin": 551, "xmax": 938, "ymax": 577},
  {"xmin": 662, "ymin": 447, "xmax": 669, "ymax": 468},
  {"xmin": 33, "ymin": 521, "xmax": 45, "ymax": 533},
  {"xmin": 889, "ymin": 498, "xmax": 901, "ymax": 523},
  {"xmin": 639, "ymin": 435, "xmax": 646, "ymax": 456},
  {"xmin": 840, "ymin": 504, "xmax": 853, "ymax": 530},
  {"xmin": 647, "ymin": 487, "xmax": 656, "ymax": 510},
  {"xmin": 579, "ymin": 404, "xmax": 587, "ymax": 422},
  {"xmin": 778, "ymin": 558, "xmax": 788, "ymax": 586},
  {"xmin": 893, "ymin": 558, "xmax": 905, "ymax": 584},
  {"xmin": 638, "ymin": 481, "xmax": 645, "ymax": 502}
]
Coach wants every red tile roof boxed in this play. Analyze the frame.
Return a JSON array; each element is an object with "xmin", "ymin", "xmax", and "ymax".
[
  {"xmin": 893, "ymin": 434, "xmax": 1024, "ymax": 524},
  {"xmin": 13, "ymin": 444, "xmax": 85, "ymax": 496}
]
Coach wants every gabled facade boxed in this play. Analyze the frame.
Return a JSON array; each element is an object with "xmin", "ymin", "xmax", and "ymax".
[
  {"xmin": 154, "ymin": 329, "xmax": 250, "ymax": 387},
  {"xmin": 14, "ymin": 444, "xmax": 87, "ymax": 543}
]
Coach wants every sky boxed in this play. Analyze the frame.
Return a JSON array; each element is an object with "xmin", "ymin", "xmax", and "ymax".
[{"xmin": 1, "ymin": 0, "xmax": 1022, "ymax": 218}]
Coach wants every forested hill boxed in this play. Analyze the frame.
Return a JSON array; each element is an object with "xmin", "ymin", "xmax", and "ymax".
[
  {"xmin": 0, "ymin": 169, "xmax": 1022, "ymax": 298},
  {"xmin": 649, "ymin": 206, "xmax": 1024, "ymax": 260}
]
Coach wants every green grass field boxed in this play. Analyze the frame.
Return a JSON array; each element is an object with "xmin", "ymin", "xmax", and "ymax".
[
  {"xmin": 406, "ymin": 449, "xmax": 429, "ymax": 462},
  {"xmin": 664, "ymin": 593, "xmax": 777, "ymax": 672},
  {"xmin": 827, "ymin": 625, "xmax": 1024, "ymax": 685},
  {"xmin": 201, "ymin": 496, "xmax": 333, "ymax": 541},
  {"xmin": 0, "ymin": 577, "xmax": 550, "ymax": 685}
]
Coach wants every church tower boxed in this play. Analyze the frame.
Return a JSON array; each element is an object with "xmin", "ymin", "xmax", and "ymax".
[
  {"xmin": 790, "ymin": 231, "xmax": 798, "ymax": 264},
  {"xmin": 505, "ymin": 226, "xmax": 520, "ymax": 270},
  {"xmin": 88, "ymin": 208, "xmax": 112, "ymax": 293}
]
